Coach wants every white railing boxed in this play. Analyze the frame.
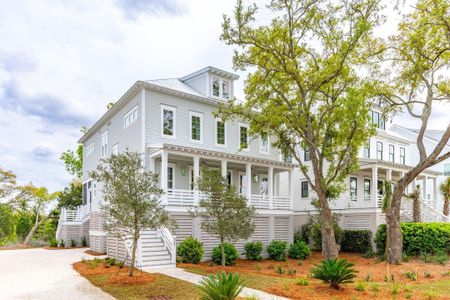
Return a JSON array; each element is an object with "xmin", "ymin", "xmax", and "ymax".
[
  {"xmin": 167, "ymin": 189, "xmax": 195, "ymax": 206},
  {"xmin": 123, "ymin": 238, "xmax": 142, "ymax": 268},
  {"xmin": 60, "ymin": 203, "xmax": 92, "ymax": 222},
  {"xmin": 157, "ymin": 226, "xmax": 177, "ymax": 264},
  {"xmin": 250, "ymin": 194, "xmax": 270, "ymax": 209},
  {"xmin": 273, "ymin": 196, "xmax": 291, "ymax": 209},
  {"xmin": 401, "ymin": 198, "xmax": 450, "ymax": 223}
]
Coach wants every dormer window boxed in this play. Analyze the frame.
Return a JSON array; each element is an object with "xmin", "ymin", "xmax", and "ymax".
[
  {"xmin": 212, "ymin": 77, "xmax": 220, "ymax": 97},
  {"xmin": 370, "ymin": 110, "xmax": 385, "ymax": 130},
  {"xmin": 222, "ymin": 80, "xmax": 230, "ymax": 99},
  {"xmin": 212, "ymin": 76, "xmax": 231, "ymax": 99}
]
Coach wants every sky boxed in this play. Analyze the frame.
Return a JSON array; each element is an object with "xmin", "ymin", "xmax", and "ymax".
[{"xmin": 0, "ymin": 0, "xmax": 449, "ymax": 192}]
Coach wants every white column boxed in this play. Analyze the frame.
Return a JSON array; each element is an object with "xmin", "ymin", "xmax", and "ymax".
[
  {"xmin": 149, "ymin": 157, "xmax": 156, "ymax": 173},
  {"xmin": 432, "ymin": 177, "xmax": 437, "ymax": 208},
  {"xmin": 289, "ymin": 169, "xmax": 294, "ymax": 210},
  {"xmin": 268, "ymin": 166, "xmax": 274, "ymax": 209},
  {"xmin": 371, "ymin": 166, "xmax": 378, "ymax": 208},
  {"xmin": 193, "ymin": 156, "xmax": 200, "ymax": 205},
  {"xmin": 161, "ymin": 152, "xmax": 168, "ymax": 204},
  {"xmin": 386, "ymin": 169, "xmax": 392, "ymax": 181},
  {"xmin": 246, "ymin": 163, "xmax": 252, "ymax": 202},
  {"xmin": 423, "ymin": 176, "xmax": 428, "ymax": 201},
  {"xmin": 221, "ymin": 160, "xmax": 227, "ymax": 178}
]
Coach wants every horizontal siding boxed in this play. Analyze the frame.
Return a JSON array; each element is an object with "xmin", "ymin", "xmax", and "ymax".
[{"xmin": 274, "ymin": 216, "xmax": 289, "ymax": 241}]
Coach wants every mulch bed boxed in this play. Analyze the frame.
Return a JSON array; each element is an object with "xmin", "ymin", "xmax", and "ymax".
[{"xmin": 85, "ymin": 249, "xmax": 107, "ymax": 256}]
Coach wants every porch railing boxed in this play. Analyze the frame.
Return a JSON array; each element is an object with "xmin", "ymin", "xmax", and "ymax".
[
  {"xmin": 401, "ymin": 198, "xmax": 450, "ymax": 223},
  {"xmin": 167, "ymin": 189, "xmax": 195, "ymax": 206},
  {"xmin": 273, "ymin": 196, "xmax": 291, "ymax": 209},
  {"xmin": 250, "ymin": 194, "xmax": 270, "ymax": 209}
]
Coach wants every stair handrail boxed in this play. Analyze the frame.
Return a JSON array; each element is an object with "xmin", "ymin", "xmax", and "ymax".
[
  {"xmin": 157, "ymin": 226, "xmax": 177, "ymax": 264},
  {"xmin": 401, "ymin": 197, "xmax": 450, "ymax": 223}
]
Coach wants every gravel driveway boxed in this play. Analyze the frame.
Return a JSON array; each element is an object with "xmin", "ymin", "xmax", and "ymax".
[{"xmin": 0, "ymin": 248, "xmax": 114, "ymax": 300}]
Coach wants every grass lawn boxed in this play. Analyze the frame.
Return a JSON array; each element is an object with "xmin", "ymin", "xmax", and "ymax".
[{"xmin": 179, "ymin": 251, "xmax": 450, "ymax": 300}]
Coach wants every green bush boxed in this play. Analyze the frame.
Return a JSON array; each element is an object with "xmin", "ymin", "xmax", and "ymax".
[
  {"xmin": 267, "ymin": 240, "xmax": 288, "ymax": 261},
  {"xmin": 374, "ymin": 223, "xmax": 450, "ymax": 255},
  {"xmin": 177, "ymin": 236, "xmax": 204, "ymax": 264},
  {"xmin": 49, "ymin": 237, "xmax": 58, "ymax": 247},
  {"xmin": 310, "ymin": 258, "xmax": 358, "ymax": 289},
  {"xmin": 81, "ymin": 236, "xmax": 88, "ymax": 247},
  {"xmin": 70, "ymin": 239, "xmax": 77, "ymax": 247},
  {"xmin": 59, "ymin": 239, "xmax": 65, "ymax": 248},
  {"xmin": 288, "ymin": 241, "xmax": 312, "ymax": 259},
  {"xmin": 212, "ymin": 243, "xmax": 239, "ymax": 266},
  {"xmin": 198, "ymin": 272, "xmax": 243, "ymax": 300},
  {"xmin": 244, "ymin": 241, "xmax": 263, "ymax": 261},
  {"xmin": 298, "ymin": 215, "xmax": 343, "ymax": 250},
  {"xmin": 340, "ymin": 230, "xmax": 372, "ymax": 253}
]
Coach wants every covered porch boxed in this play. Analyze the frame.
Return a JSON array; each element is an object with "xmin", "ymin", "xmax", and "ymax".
[{"xmin": 148, "ymin": 144, "xmax": 295, "ymax": 210}]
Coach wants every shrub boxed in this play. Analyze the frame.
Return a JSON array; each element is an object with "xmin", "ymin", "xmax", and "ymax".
[
  {"xmin": 178, "ymin": 236, "xmax": 204, "ymax": 264},
  {"xmin": 59, "ymin": 239, "xmax": 65, "ymax": 248},
  {"xmin": 81, "ymin": 236, "xmax": 87, "ymax": 247},
  {"xmin": 287, "ymin": 267, "xmax": 296, "ymax": 275},
  {"xmin": 420, "ymin": 252, "xmax": 433, "ymax": 263},
  {"xmin": 212, "ymin": 243, "xmax": 239, "ymax": 266},
  {"xmin": 49, "ymin": 237, "xmax": 58, "ymax": 247},
  {"xmin": 434, "ymin": 251, "xmax": 448, "ymax": 265},
  {"xmin": 296, "ymin": 277, "xmax": 309, "ymax": 286},
  {"xmin": 198, "ymin": 272, "xmax": 243, "ymax": 300},
  {"xmin": 275, "ymin": 265, "xmax": 285, "ymax": 274},
  {"xmin": 370, "ymin": 283, "xmax": 380, "ymax": 292},
  {"xmin": 374, "ymin": 223, "xmax": 450, "ymax": 255},
  {"xmin": 70, "ymin": 239, "xmax": 77, "ymax": 247},
  {"xmin": 310, "ymin": 258, "xmax": 358, "ymax": 289},
  {"xmin": 296, "ymin": 215, "xmax": 343, "ymax": 249},
  {"xmin": 288, "ymin": 241, "xmax": 311, "ymax": 259},
  {"xmin": 244, "ymin": 241, "xmax": 263, "ymax": 261},
  {"xmin": 105, "ymin": 257, "xmax": 116, "ymax": 266},
  {"xmin": 424, "ymin": 271, "xmax": 433, "ymax": 278},
  {"xmin": 404, "ymin": 270, "xmax": 418, "ymax": 281},
  {"xmin": 354, "ymin": 281, "xmax": 366, "ymax": 292},
  {"xmin": 267, "ymin": 240, "xmax": 288, "ymax": 261},
  {"xmin": 340, "ymin": 230, "xmax": 372, "ymax": 253}
]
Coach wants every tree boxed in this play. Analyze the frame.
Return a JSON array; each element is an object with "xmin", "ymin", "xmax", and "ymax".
[
  {"xmin": 60, "ymin": 144, "xmax": 83, "ymax": 179},
  {"xmin": 0, "ymin": 168, "xmax": 17, "ymax": 201},
  {"xmin": 376, "ymin": 0, "xmax": 450, "ymax": 264},
  {"xmin": 191, "ymin": 167, "xmax": 256, "ymax": 266},
  {"xmin": 21, "ymin": 185, "xmax": 60, "ymax": 245},
  {"xmin": 57, "ymin": 180, "xmax": 82, "ymax": 209},
  {"xmin": 90, "ymin": 151, "xmax": 171, "ymax": 276},
  {"xmin": 0, "ymin": 203, "xmax": 15, "ymax": 245},
  {"xmin": 440, "ymin": 177, "xmax": 450, "ymax": 216},
  {"xmin": 405, "ymin": 185, "xmax": 421, "ymax": 222},
  {"xmin": 220, "ymin": 0, "xmax": 381, "ymax": 259}
]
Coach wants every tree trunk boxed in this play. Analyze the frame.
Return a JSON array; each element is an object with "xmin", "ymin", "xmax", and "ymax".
[
  {"xmin": 220, "ymin": 237, "xmax": 225, "ymax": 267},
  {"xmin": 23, "ymin": 214, "xmax": 51, "ymax": 245},
  {"xmin": 318, "ymin": 193, "xmax": 338, "ymax": 259},
  {"xmin": 444, "ymin": 198, "xmax": 449, "ymax": 216},
  {"xmin": 129, "ymin": 235, "xmax": 138, "ymax": 277},
  {"xmin": 385, "ymin": 186, "xmax": 404, "ymax": 264},
  {"xmin": 413, "ymin": 197, "xmax": 421, "ymax": 222}
]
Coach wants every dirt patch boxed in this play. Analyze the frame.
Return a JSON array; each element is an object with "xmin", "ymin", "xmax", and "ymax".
[
  {"xmin": 84, "ymin": 250, "xmax": 106, "ymax": 256},
  {"xmin": 0, "ymin": 244, "xmax": 35, "ymax": 250}
]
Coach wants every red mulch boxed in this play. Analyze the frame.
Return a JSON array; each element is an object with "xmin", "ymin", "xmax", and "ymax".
[{"xmin": 85, "ymin": 249, "xmax": 106, "ymax": 256}]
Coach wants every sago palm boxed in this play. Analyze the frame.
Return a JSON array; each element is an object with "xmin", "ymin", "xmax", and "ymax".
[
  {"xmin": 440, "ymin": 177, "xmax": 450, "ymax": 216},
  {"xmin": 311, "ymin": 258, "xmax": 358, "ymax": 289},
  {"xmin": 198, "ymin": 272, "xmax": 244, "ymax": 300},
  {"xmin": 405, "ymin": 185, "xmax": 421, "ymax": 222}
]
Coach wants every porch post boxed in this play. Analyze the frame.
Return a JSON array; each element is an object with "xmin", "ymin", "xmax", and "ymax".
[
  {"xmin": 386, "ymin": 169, "xmax": 392, "ymax": 181},
  {"xmin": 221, "ymin": 160, "xmax": 227, "ymax": 178},
  {"xmin": 161, "ymin": 152, "xmax": 168, "ymax": 204},
  {"xmin": 268, "ymin": 166, "xmax": 274, "ymax": 209},
  {"xmin": 193, "ymin": 156, "xmax": 200, "ymax": 205},
  {"xmin": 246, "ymin": 163, "xmax": 252, "ymax": 203},
  {"xmin": 423, "ymin": 176, "xmax": 428, "ymax": 202},
  {"xmin": 289, "ymin": 169, "xmax": 294, "ymax": 210},
  {"xmin": 149, "ymin": 157, "xmax": 156, "ymax": 173},
  {"xmin": 371, "ymin": 166, "xmax": 378, "ymax": 208},
  {"xmin": 432, "ymin": 177, "xmax": 437, "ymax": 209}
]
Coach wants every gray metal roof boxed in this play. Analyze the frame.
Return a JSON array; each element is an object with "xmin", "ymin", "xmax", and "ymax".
[{"xmin": 145, "ymin": 78, "xmax": 204, "ymax": 98}]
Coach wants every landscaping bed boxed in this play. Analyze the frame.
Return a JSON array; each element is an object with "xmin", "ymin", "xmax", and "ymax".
[
  {"xmin": 73, "ymin": 259, "xmax": 200, "ymax": 299},
  {"xmin": 179, "ymin": 251, "xmax": 450, "ymax": 300}
]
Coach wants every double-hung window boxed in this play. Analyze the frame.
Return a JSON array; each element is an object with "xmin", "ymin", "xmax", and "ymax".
[
  {"xmin": 86, "ymin": 143, "xmax": 94, "ymax": 157},
  {"xmin": 364, "ymin": 179, "xmax": 371, "ymax": 201},
  {"xmin": 222, "ymin": 80, "xmax": 230, "ymax": 99},
  {"xmin": 304, "ymin": 147, "xmax": 310, "ymax": 161},
  {"xmin": 189, "ymin": 112, "xmax": 202, "ymax": 143},
  {"xmin": 363, "ymin": 140, "xmax": 370, "ymax": 158},
  {"xmin": 376, "ymin": 141, "xmax": 383, "ymax": 160},
  {"xmin": 216, "ymin": 119, "xmax": 226, "ymax": 146},
  {"xmin": 389, "ymin": 144, "xmax": 395, "ymax": 162},
  {"xmin": 123, "ymin": 105, "xmax": 138, "ymax": 128},
  {"xmin": 400, "ymin": 147, "xmax": 406, "ymax": 165},
  {"xmin": 212, "ymin": 77, "xmax": 220, "ymax": 97},
  {"xmin": 282, "ymin": 152, "xmax": 293, "ymax": 163},
  {"xmin": 350, "ymin": 177, "xmax": 357, "ymax": 201},
  {"xmin": 101, "ymin": 131, "xmax": 108, "ymax": 158},
  {"xmin": 260, "ymin": 133, "xmax": 269, "ymax": 154},
  {"xmin": 212, "ymin": 76, "xmax": 231, "ymax": 99},
  {"xmin": 161, "ymin": 105, "xmax": 176, "ymax": 137},
  {"xmin": 301, "ymin": 181, "xmax": 309, "ymax": 198},
  {"xmin": 371, "ymin": 110, "xmax": 386, "ymax": 130},
  {"xmin": 239, "ymin": 124, "xmax": 249, "ymax": 150}
]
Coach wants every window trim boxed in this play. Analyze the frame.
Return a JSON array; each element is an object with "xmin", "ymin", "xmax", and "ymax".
[
  {"xmin": 388, "ymin": 144, "xmax": 395, "ymax": 163},
  {"xmin": 364, "ymin": 179, "xmax": 371, "ymax": 200},
  {"xmin": 363, "ymin": 139, "xmax": 370, "ymax": 158},
  {"xmin": 189, "ymin": 111, "xmax": 203, "ymax": 143},
  {"xmin": 400, "ymin": 147, "xmax": 406, "ymax": 165},
  {"xmin": 112, "ymin": 143, "xmax": 119, "ymax": 155},
  {"xmin": 238, "ymin": 123, "xmax": 250, "ymax": 151},
  {"xmin": 167, "ymin": 163, "xmax": 176, "ymax": 190},
  {"xmin": 212, "ymin": 76, "xmax": 221, "ymax": 97},
  {"xmin": 222, "ymin": 79, "xmax": 230, "ymax": 99},
  {"xmin": 259, "ymin": 133, "xmax": 270, "ymax": 154},
  {"xmin": 215, "ymin": 118, "xmax": 227, "ymax": 147},
  {"xmin": 304, "ymin": 147, "xmax": 311, "ymax": 161},
  {"xmin": 376, "ymin": 141, "xmax": 383, "ymax": 160},
  {"xmin": 350, "ymin": 177, "xmax": 358, "ymax": 201},
  {"xmin": 86, "ymin": 143, "xmax": 94, "ymax": 157},
  {"xmin": 444, "ymin": 163, "xmax": 450, "ymax": 176},
  {"xmin": 211, "ymin": 76, "xmax": 232, "ymax": 99},
  {"xmin": 301, "ymin": 181, "xmax": 309, "ymax": 198},
  {"xmin": 101, "ymin": 131, "xmax": 108, "ymax": 158},
  {"xmin": 160, "ymin": 104, "xmax": 176, "ymax": 139},
  {"xmin": 123, "ymin": 105, "xmax": 138, "ymax": 128}
]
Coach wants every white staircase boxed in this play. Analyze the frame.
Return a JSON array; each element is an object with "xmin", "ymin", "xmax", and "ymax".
[{"xmin": 401, "ymin": 198, "xmax": 450, "ymax": 223}]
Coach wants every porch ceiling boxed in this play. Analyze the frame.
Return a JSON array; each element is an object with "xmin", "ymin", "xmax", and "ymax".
[{"xmin": 358, "ymin": 158, "xmax": 441, "ymax": 177}]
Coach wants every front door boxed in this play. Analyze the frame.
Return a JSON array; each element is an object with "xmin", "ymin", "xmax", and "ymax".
[
  {"xmin": 260, "ymin": 175, "xmax": 268, "ymax": 196},
  {"xmin": 239, "ymin": 172, "xmax": 247, "ymax": 195}
]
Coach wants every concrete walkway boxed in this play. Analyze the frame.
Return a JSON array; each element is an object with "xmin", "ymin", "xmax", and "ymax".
[
  {"xmin": 0, "ymin": 248, "xmax": 114, "ymax": 300},
  {"xmin": 144, "ymin": 266, "xmax": 290, "ymax": 300}
]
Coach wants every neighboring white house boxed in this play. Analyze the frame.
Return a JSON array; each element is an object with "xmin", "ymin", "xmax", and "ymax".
[{"xmin": 56, "ymin": 66, "xmax": 449, "ymax": 268}]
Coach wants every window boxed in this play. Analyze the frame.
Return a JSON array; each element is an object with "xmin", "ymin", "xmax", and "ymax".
[
  {"xmin": 444, "ymin": 163, "xmax": 450, "ymax": 176},
  {"xmin": 123, "ymin": 105, "xmax": 138, "ymax": 128},
  {"xmin": 168, "ymin": 165, "xmax": 175, "ymax": 190},
  {"xmin": 239, "ymin": 124, "xmax": 249, "ymax": 150},
  {"xmin": 86, "ymin": 143, "xmax": 94, "ymax": 157},
  {"xmin": 216, "ymin": 119, "xmax": 226, "ymax": 146},
  {"xmin": 101, "ymin": 131, "xmax": 108, "ymax": 158},
  {"xmin": 161, "ymin": 105, "xmax": 176, "ymax": 137},
  {"xmin": 370, "ymin": 110, "xmax": 386, "ymax": 130},
  {"xmin": 364, "ymin": 179, "xmax": 371, "ymax": 200},
  {"xmin": 112, "ymin": 144, "xmax": 119, "ymax": 155},
  {"xmin": 82, "ymin": 180, "xmax": 94, "ymax": 205},
  {"xmin": 304, "ymin": 147, "xmax": 310, "ymax": 161},
  {"xmin": 282, "ymin": 152, "xmax": 293, "ymax": 163},
  {"xmin": 260, "ymin": 133, "xmax": 269, "ymax": 154},
  {"xmin": 222, "ymin": 80, "xmax": 230, "ymax": 99},
  {"xmin": 400, "ymin": 147, "xmax": 406, "ymax": 165},
  {"xmin": 350, "ymin": 177, "xmax": 357, "ymax": 200},
  {"xmin": 212, "ymin": 77, "xmax": 220, "ymax": 97},
  {"xmin": 190, "ymin": 112, "xmax": 202, "ymax": 142},
  {"xmin": 376, "ymin": 141, "xmax": 383, "ymax": 160},
  {"xmin": 363, "ymin": 140, "xmax": 370, "ymax": 158},
  {"xmin": 301, "ymin": 181, "xmax": 309, "ymax": 198},
  {"xmin": 389, "ymin": 144, "xmax": 395, "ymax": 162}
]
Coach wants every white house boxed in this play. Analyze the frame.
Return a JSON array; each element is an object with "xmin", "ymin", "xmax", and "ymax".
[{"xmin": 56, "ymin": 66, "xmax": 449, "ymax": 268}]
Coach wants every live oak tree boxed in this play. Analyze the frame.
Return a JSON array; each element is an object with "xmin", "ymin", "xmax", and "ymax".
[
  {"xmin": 220, "ymin": 0, "xmax": 381, "ymax": 258},
  {"xmin": 377, "ymin": 0, "xmax": 450, "ymax": 264},
  {"xmin": 191, "ymin": 167, "xmax": 256, "ymax": 266},
  {"xmin": 90, "ymin": 151, "xmax": 171, "ymax": 276}
]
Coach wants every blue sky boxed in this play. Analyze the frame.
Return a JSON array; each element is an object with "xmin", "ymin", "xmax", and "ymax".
[{"xmin": 0, "ymin": 0, "xmax": 448, "ymax": 192}]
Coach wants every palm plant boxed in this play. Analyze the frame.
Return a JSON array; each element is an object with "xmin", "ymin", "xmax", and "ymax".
[
  {"xmin": 198, "ymin": 272, "xmax": 244, "ymax": 300},
  {"xmin": 405, "ymin": 185, "xmax": 421, "ymax": 222},
  {"xmin": 311, "ymin": 258, "xmax": 358, "ymax": 289},
  {"xmin": 440, "ymin": 177, "xmax": 450, "ymax": 216}
]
